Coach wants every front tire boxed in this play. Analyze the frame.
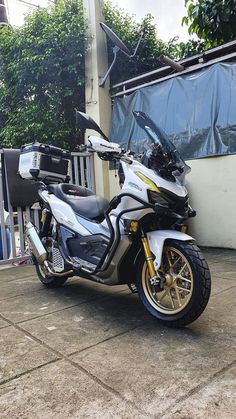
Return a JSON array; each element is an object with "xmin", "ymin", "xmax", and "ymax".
[{"xmin": 136, "ymin": 240, "xmax": 211, "ymax": 327}]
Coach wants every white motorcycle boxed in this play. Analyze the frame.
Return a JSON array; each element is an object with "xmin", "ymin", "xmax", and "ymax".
[{"xmin": 19, "ymin": 110, "xmax": 211, "ymax": 327}]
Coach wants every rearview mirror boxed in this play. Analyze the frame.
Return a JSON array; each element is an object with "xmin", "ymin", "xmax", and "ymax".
[{"xmin": 75, "ymin": 110, "xmax": 109, "ymax": 142}]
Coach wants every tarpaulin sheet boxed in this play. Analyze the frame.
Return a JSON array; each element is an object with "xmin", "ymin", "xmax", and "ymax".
[{"xmin": 110, "ymin": 63, "xmax": 236, "ymax": 160}]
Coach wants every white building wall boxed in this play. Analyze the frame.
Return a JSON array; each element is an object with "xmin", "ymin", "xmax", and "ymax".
[{"xmin": 186, "ymin": 155, "xmax": 236, "ymax": 249}]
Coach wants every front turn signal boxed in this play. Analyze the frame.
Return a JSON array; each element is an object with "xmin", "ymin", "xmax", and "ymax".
[{"xmin": 180, "ymin": 225, "xmax": 188, "ymax": 234}]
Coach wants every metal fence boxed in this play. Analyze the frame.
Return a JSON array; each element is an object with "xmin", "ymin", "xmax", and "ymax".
[{"xmin": 0, "ymin": 151, "xmax": 95, "ymax": 266}]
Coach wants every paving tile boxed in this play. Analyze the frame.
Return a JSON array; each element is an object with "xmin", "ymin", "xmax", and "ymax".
[
  {"xmin": 198, "ymin": 287, "xmax": 236, "ymax": 333},
  {"xmin": 162, "ymin": 364, "xmax": 236, "ymax": 419},
  {"xmin": 211, "ymin": 275, "xmax": 236, "ymax": 296},
  {"xmin": 0, "ymin": 275, "xmax": 44, "ymax": 301},
  {"xmin": 72, "ymin": 330, "xmax": 235, "ymax": 417},
  {"xmin": 0, "ymin": 360, "xmax": 139, "ymax": 419},
  {"xmin": 0, "ymin": 326, "xmax": 58, "ymax": 383},
  {"xmin": 201, "ymin": 250, "xmax": 236, "ymax": 295},
  {"xmin": 0, "ymin": 278, "xmax": 126, "ymax": 323},
  {"xmin": 199, "ymin": 247, "xmax": 236, "ymax": 280},
  {"xmin": 207, "ymin": 259, "xmax": 236, "ymax": 280},
  {"xmin": 201, "ymin": 247, "xmax": 236, "ymax": 263},
  {"xmin": 1, "ymin": 268, "xmax": 231, "ymax": 303},
  {"xmin": 0, "ymin": 265, "xmax": 12, "ymax": 271},
  {"xmin": 0, "ymin": 266, "xmax": 35, "ymax": 282},
  {"xmin": 21, "ymin": 292, "xmax": 149, "ymax": 355},
  {"xmin": 0, "ymin": 319, "xmax": 9, "ymax": 329},
  {"xmin": 71, "ymin": 289, "xmax": 236, "ymax": 417},
  {"xmin": 0, "ymin": 250, "xmax": 235, "ymax": 418}
]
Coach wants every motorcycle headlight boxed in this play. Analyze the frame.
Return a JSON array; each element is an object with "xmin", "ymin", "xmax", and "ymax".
[
  {"xmin": 147, "ymin": 190, "xmax": 169, "ymax": 207},
  {"xmin": 135, "ymin": 172, "xmax": 159, "ymax": 192}
]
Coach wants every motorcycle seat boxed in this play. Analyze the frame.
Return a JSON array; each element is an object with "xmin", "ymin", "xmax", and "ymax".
[{"xmin": 48, "ymin": 183, "xmax": 109, "ymax": 221}]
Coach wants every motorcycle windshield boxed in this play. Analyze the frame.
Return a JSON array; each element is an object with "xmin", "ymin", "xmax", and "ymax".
[{"xmin": 131, "ymin": 111, "xmax": 190, "ymax": 181}]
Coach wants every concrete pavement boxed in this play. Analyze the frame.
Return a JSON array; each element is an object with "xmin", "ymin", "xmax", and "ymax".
[{"xmin": 0, "ymin": 248, "xmax": 235, "ymax": 418}]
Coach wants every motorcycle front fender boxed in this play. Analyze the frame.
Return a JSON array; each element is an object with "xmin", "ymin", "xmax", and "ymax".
[{"xmin": 146, "ymin": 230, "xmax": 194, "ymax": 270}]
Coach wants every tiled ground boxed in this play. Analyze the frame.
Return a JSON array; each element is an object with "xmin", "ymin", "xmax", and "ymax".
[{"xmin": 0, "ymin": 248, "xmax": 235, "ymax": 418}]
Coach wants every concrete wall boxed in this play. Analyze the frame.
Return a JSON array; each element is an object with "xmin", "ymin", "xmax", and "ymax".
[
  {"xmin": 108, "ymin": 155, "xmax": 236, "ymax": 249},
  {"xmin": 84, "ymin": 0, "xmax": 111, "ymax": 199},
  {"xmin": 186, "ymin": 155, "xmax": 236, "ymax": 249}
]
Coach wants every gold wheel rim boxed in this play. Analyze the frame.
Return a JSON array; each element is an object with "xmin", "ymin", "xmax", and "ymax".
[{"xmin": 142, "ymin": 246, "xmax": 193, "ymax": 315}]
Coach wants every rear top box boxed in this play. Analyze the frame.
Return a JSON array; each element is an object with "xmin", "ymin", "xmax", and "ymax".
[{"xmin": 19, "ymin": 142, "xmax": 71, "ymax": 182}]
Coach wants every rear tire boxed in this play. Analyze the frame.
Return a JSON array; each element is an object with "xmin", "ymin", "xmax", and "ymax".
[
  {"xmin": 136, "ymin": 240, "xmax": 211, "ymax": 327},
  {"xmin": 35, "ymin": 262, "xmax": 68, "ymax": 288}
]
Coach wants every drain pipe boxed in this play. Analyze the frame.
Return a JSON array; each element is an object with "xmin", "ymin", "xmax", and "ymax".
[{"xmin": 159, "ymin": 55, "xmax": 185, "ymax": 72}]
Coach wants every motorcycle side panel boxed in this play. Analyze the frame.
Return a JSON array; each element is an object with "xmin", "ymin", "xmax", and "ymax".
[
  {"xmin": 67, "ymin": 233, "xmax": 110, "ymax": 265},
  {"xmin": 40, "ymin": 190, "xmax": 91, "ymax": 236},
  {"xmin": 147, "ymin": 230, "xmax": 194, "ymax": 270},
  {"xmin": 40, "ymin": 190, "xmax": 110, "ymax": 237}
]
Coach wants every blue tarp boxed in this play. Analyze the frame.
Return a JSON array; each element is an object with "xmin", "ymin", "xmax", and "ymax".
[{"xmin": 110, "ymin": 62, "xmax": 236, "ymax": 160}]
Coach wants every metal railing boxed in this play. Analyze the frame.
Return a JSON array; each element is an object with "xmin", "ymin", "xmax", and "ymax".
[
  {"xmin": 0, "ymin": 151, "xmax": 95, "ymax": 266},
  {"xmin": 111, "ymin": 39, "xmax": 236, "ymax": 98}
]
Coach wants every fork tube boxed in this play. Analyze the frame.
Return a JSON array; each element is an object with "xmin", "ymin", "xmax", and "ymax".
[{"xmin": 141, "ymin": 235, "xmax": 157, "ymax": 278}]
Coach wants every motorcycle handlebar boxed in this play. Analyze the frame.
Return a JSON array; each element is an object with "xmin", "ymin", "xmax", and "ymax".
[{"xmin": 76, "ymin": 144, "xmax": 133, "ymax": 164}]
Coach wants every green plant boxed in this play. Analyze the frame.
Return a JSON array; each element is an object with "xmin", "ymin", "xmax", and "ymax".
[
  {"xmin": 183, "ymin": 0, "xmax": 236, "ymax": 47},
  {"xmin": 0, "ymin": 0, "xmax": 88, "ymax": 149},
  {"xmin": 104, "ymin": 1, "xmax": 183, "ymax": 85}
]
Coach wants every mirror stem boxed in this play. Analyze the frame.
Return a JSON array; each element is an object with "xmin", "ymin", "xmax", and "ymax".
[{"xmin": 99, "ymin": 46, "xmax": 119, "ymax": 88}]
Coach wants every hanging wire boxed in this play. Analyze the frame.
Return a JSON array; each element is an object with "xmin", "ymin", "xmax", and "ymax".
[
  {"xmin": 13, "ymin": 0, "xmax": 56, "ymax": 9},
  {"xmin": 14, "ymin": 0, "xmax": 39, "ymax": 8}
]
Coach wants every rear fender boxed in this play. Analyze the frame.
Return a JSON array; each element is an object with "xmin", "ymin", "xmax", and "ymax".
[{"xmin": 147, "ymin": 230, "xmax": 194, "ymax": 270}]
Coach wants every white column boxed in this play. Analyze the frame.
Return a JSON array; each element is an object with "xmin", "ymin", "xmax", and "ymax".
[
  {"xmin": 83, "ymin": 0, "xmax": 111, "ymax": 198},
  {"xmin": 0, "ymin": 0, "xmax": 8, "ymax": 25}
]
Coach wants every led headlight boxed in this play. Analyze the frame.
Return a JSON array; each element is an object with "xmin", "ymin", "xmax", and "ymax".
[
  {"xmin": 134, "ymin": 172, "xmax": 169, "ymax": 207},
  {"xmin": 147, "ymin": 190, "xmax": 169, "ymax": 207},
  {"xmin": 135, "ymin": 172, "xmax": 159, "ymax": 192}
]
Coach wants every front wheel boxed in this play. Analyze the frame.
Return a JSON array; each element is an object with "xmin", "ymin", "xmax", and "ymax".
[{"xmin": 136, "ymin": 240, "xmax": 211, "ymax": 327}]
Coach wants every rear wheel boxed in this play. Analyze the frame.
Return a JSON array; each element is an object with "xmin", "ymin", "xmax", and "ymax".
[
  {"xmin": 35, "ymin": 262, "xmax": 68, "ymax": 288},
  {"xmin": 136, "ymin": 240, "xmax": 211, "ymax": 327}
]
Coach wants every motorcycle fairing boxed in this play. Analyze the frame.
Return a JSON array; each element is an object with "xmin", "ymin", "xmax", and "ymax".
[{"xmin": 147, "ymin": 230, "xmax": 194, "ymax": 270}]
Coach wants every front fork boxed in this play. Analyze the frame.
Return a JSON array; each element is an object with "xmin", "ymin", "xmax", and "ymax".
[{"xmin": 141, "ymin": 235, "xmax": 164, "ymax": 291}]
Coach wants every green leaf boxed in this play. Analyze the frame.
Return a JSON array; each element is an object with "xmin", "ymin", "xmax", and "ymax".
[{"xmin": 0, "ymin": 0, "xmax": 87, "ymax": 150}]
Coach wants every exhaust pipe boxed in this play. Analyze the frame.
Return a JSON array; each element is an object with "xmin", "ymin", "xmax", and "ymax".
[
  {"xmin": 43, "ymin": 260, "xmax": 73, "ymax": 278},
  {"xmin": 26, "ymin": 222, "xmax": 73, "ymax": 278},
  {"xmin": 26, "ymin": 222, "xmax": 47, "ymax": 264}
]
